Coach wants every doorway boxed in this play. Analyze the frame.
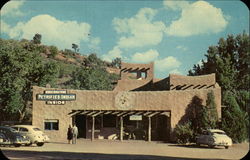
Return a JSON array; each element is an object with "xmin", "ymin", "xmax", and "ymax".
[
  {"xmin": 75, "ymin": 115, "xmax": 86, "ymax": 138},
  {"xmin": 152, "ymin": 115, "xmax": 169, "ymax": 141}
]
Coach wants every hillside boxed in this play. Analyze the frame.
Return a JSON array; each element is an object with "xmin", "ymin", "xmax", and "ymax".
[
  {"xmin": 0, "ymin": 38, "xmax": 121, "ymax": 122},
  {"xmin": 8, "ymin": 38, "xmax": 121, "ymax": 89}
]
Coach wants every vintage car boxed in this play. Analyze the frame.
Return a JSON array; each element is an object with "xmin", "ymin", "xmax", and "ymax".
[
  {"xmin": 196, "ymin": 129, "xmax": 232, "ymax": 149},
  {"xmin": 11, "ymin": 125, "xmax": 49, "ymax": 146},
  {"xmin": 0, "ymin": 126, "xmax": 30, "ymax": 147}
]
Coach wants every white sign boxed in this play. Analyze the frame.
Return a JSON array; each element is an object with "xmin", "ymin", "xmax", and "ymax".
[
  {"xmin": 129, "ymin": 115, "xmax": 142, "ymax": 121},
  {"xmin": 36, "ymin": 90, "xmax": 76, "ymax": 105},
  {"xmin": 46, "ymin": 101, "xmax": 66, "ymax": 105},
  {"xmin": 45, "ymin": 90, "xmax": 67, "ymax": 94},
  {"xmin": 36, "ymin": 94, "xmax": 76, "ymax": 101}
]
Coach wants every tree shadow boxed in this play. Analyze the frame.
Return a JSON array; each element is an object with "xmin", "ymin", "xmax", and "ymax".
[
  {"xmin": 167, "ymin": 143, "xmax": 224, "ymax": 150},
  {"xmin": 178, "ymin": 96, "xmax": 204, "ymax": 126},
  {"xmin": 1, "ymin": 149, "xmax": 221, "ymax": 160}
]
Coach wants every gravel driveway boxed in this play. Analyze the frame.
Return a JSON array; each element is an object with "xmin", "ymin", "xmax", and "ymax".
[{"xmin": 1, "ymin": 139, "xmax": 249, "ymax": 160}]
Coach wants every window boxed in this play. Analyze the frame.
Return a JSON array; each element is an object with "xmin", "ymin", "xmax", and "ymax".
[
  {"xmin": 103, "ymin": 115, "xmax": 116, "ymax": 127},
  {"xmin": 19, "ymin": 127, "xmax": 28, "ymax": 132},
  {"xmin": 141, "ymin": 72, "xmax": 147, "ymax": 79},
  {"xmin": 44, "ymin": 119, "xmax": 59, "ymax": 130},
  {"xmin": 12, "ymin": 127, "xmax": 18, "ymax": 131}
]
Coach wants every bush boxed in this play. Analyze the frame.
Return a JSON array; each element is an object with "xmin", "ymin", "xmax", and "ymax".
[
  {"xmin": 174, "ymin": 122, "xmax": 194, "ymax": 144},
  {"xmin": 49, "ymin": 46, "xmax": 58, "ymax": 58}
]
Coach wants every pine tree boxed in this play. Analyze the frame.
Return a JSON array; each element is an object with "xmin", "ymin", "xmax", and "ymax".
[
  {"xmin": 222, "ymin": 91, "xmax": 249, "ymax": 143},
  {"xmin": 188, "ymin": 32, "xmax": 249, "ymax": 142},
  {"xmin": 204, "ymin": 91, "xmax": 218, "ymax": 129}
]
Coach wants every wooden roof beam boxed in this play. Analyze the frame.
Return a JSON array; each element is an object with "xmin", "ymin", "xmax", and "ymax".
[
  {"xmin": 86, "ymin": 111, "xmax": 98, "ymax": 116},
  {"xmin": 193, "ymin": 84, "xmax": 201, "ymax": 89},
  {"xmin": 117, "ymin": 111, "xmax": 129, "ymax": 117},
  {"xmin": 69, "ymin": 110, "xmax": 82, "ymax": 116},
  {"xmin": 92, "ymin": 111, "xmax": 104, "ymax": 117},
  {"xmin": 147, "ymin": 112, "xmax": 160, "ymax": 117}
]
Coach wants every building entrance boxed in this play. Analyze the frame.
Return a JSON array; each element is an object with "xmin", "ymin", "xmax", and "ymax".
[
  {"xmin": 75, "ymin": 115, "xmax": 86, "ymax": 138},
  {"xmin": 151, "ymin": 115, "xmax": 170, "ymax": 141}
]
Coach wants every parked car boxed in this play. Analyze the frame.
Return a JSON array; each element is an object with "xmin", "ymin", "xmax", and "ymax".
[
  {"xmin": 0, "ymin": 126, "xmax": 30, "ymax": 147},
  {"xmin": 196, "ymin": 129, "xmax": 232, "ymax": 149},
  {"xmin": 11, "ymin": 125, "xmax": 49, "ymax": 146}
]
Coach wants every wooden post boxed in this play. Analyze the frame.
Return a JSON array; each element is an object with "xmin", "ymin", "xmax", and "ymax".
[
  {"xmin": 148, "ymin": 116, "xmax": 151, "ymax": 142},
  {"xmin": 91, "ymin": 116, "xmax": 95, "ymax": 141},
  {"xmin": 120, "ymin": 116, "xmax": 123, "ymax": 141}
]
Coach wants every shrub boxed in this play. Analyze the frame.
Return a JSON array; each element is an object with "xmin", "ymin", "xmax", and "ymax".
[
  {"xmin": 49, "ymin": 46, "xmax": 58, "ymax": 58},
  {"xmin": 174, "ymin": 122, "xmax": 194, "ymax": 144}
]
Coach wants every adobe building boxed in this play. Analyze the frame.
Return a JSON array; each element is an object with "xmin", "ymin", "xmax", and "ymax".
[{"xmin": 32, "ymin": 62, "xmax": 221, "ymax": 142}]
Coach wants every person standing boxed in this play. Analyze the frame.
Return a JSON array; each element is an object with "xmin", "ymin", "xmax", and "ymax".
[
  {"xmin": 72, "ymin": 124, "xmax": 78, "ymax": 144},
  {"xmin": 67, "ymin": 125, "xmax": 73, "ymax": 144}
]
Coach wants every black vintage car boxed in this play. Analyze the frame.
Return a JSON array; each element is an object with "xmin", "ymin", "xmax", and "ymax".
[{"xmin": 0, "ymin": 126, "xmax": 30, "ymax": 147}]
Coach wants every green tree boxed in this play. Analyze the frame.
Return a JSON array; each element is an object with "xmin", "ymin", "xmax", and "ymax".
[
  {"xmin": 188, "ymin": 32, "xmax": 250, "ymax": 142},
  {"xmin": 32, "ymin": 33, "xmax": 42, "ymax": 44},
  {"xmin": 49, "ymin": 46, "xmax": 58, "ymax": 58},
  {"xmin": 72, "ymin": 43, "xmax": 79, "ymax": 53},
  {"xmin": 204, "ymin": 91, "xmax": 218, "ymax": 129},
  {"xmin": 222, "ymin": 91, "xmax": 249, "ymax": 143},
  {"xmin": 68, "ymin": 67, "xmax": 118, "ymax": 90},
  {"xmin": 0, "ymin": 39, "xmax": 59, "ymax": 122},
  {"xmin": 111, "ymin": 57, "xmax": 122, "ymax": 68},
  {"xmin": 84, "ymin": 53, "xmax": 105, "ymax": 68},
  {"xmin": 189, "ymin": 32, "xmax": 249, "ymax": 92}
]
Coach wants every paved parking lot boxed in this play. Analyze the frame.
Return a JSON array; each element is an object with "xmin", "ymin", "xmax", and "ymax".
[{"xmin": 1, "ymin": 139, "xmax": 249, "ymax": 160}]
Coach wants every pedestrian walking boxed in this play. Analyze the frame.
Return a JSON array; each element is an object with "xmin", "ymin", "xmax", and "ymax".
[
  {"xmin": 72, "ymin": 124, "xmax": 78, "ymax": 144},
  {"xmin": 67, "ymin": 125, "xmax": 73, "ymax": 144}
]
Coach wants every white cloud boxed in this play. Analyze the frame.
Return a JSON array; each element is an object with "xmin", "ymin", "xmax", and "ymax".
[
  {"xmin": 113, "ymin": 8, "xmax": 166, "ymax": 48},
  {"xmin": 163, "ymin": 0, "xmax": 190, "ymax": 10},
  {"xmin": 155, "ymin": 56, "xmax": 181, "ymax": 72},
  {"xmin": 0, "ymin": 20, "xmax": 11, "ymax": 33},
  {"xmin": 88, "ymin": 37, "xmax": 101, "ymax": 50},
  {"xmin": 102, "ymin": 46, "xmax": 122, "ymax": 62},
  {"xmin": 165, "ymin": 0, "xmax": 228, "ymax": 37},
  {"xmin": 131, "ymin": 49, "xmax": 159, "ymax": 63},
  {"xmin": 2, "ymin": 14, "xmax": 95, "ymax": 49},
  {"xmin": 1, "ymin": 0, "xmax": 25, "ymax": 17}
]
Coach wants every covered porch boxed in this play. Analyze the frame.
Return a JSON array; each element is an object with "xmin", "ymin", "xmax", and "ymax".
[{"xmin": 68, "ymin": 110, "xmax": 171, "ymax": 142}]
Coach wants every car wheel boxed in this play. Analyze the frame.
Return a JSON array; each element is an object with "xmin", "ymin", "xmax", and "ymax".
[
  {"xmin": 225, "ymin": 146, "xmax": 229, "ymax": 149},
  {"xmin": 37, "ymin": 142, "xmax": 44, "ymax": 146},
  {"xmin": 208, "ymin": 145, "xmax": 215, "ymax": 148},
  {"xmin": 14, "ymin": 144, "xmax": 21, "ymax": 147}
]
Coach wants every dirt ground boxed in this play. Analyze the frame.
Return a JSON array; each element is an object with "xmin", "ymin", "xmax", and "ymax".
[{"xmin": 0, "ymin": 139, "xmax": 249, "ymax": 160}]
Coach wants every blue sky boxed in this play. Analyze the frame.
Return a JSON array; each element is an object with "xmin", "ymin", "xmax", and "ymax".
[{"xmin": 1, "ymin": 0, "xmax": 249, "ymax": 78}]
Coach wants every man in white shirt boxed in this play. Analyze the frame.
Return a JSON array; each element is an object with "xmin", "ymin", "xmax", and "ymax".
[{"xmin": 72, "ymin": 124, "xmax": 78, "ymax": 144}]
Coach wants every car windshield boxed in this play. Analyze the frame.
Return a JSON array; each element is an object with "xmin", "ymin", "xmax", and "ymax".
[
  {"xmin": 33, "ymin": 128, "xmax": 41, "ymax": 131},
  {"xmin": 212, "ymin": 131, "xmax": 226, "ymax": 135}
]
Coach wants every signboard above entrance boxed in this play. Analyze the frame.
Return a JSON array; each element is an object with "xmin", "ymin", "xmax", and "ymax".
[
  {"xmin": 129, "ymin": 115, "xmax": 142, "ymax": 121},
  {"xmin": 36, "ymin": 90, "xmax": 76, "ymax": 105},
  {"xmin": 36, "ymin": 94, "xmax": 76, "ymax": 101}
]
